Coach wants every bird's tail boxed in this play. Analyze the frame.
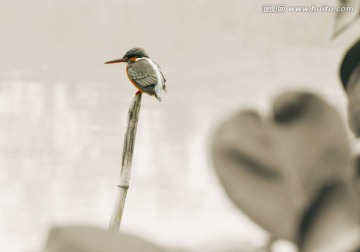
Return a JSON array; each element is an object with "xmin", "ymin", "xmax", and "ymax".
[
  {"xmin": 154, "ymin": 93, "xmax": 162, "ymax": 102},
  {"xmin": 154, "ymin": 82, "xmax": 164, "ymax": 102}
]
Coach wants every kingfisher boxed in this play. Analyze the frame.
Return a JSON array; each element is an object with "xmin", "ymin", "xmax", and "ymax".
[{"xmin": 105, "ymin": 48, "xmax": 166, "ymax": 102}]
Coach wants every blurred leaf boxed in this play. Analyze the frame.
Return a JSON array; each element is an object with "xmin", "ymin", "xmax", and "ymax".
[
  {"xmin": 43, "ymin": 225, "xmax": 165, "ymax": 252},
  {"xmin": 332, "ymin": 0, "xmax": 360, "ymax": 40},
  {"xmin": 211, "ymin": 91, "xmax": 353, "ymax": 241}
]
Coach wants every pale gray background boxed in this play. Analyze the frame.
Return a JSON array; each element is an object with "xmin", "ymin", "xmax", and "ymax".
[{"xmin": 0, "ymin": 0, "xmax": 358, "ymax": 251}]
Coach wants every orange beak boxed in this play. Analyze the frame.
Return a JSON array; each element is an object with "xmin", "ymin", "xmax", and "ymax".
[{"xmin": 105, "ymin": 58, "xmax": 127, "ymax": 64}]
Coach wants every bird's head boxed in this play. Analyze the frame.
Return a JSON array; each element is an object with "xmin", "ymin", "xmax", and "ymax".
[{"xmin": 105, "ymin": 48, "xmax": 149, "ymax": 64}]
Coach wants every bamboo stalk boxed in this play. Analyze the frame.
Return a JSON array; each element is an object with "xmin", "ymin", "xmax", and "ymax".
[{"xmin": 109, "ymin": 92, "xmax": 142, "ymax": 231}]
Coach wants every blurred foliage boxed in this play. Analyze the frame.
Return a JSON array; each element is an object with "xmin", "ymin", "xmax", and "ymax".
[{"xmin": 211, "ymin": 91, "xmax": 360, "ymax": 251}]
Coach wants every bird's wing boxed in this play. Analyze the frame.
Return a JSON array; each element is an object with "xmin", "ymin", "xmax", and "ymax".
[{"xmin": 127, "ymin": 59, "xmax": 160, "ymax": 88}]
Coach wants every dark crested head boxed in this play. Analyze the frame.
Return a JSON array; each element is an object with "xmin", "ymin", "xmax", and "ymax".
[
  {"xmin": 123, "ymin": 47, "xmax": 149, "ymax": 60},
  {"xmin": 105, "ymin": 47, "xmax": 149, "ymax": 64}
]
